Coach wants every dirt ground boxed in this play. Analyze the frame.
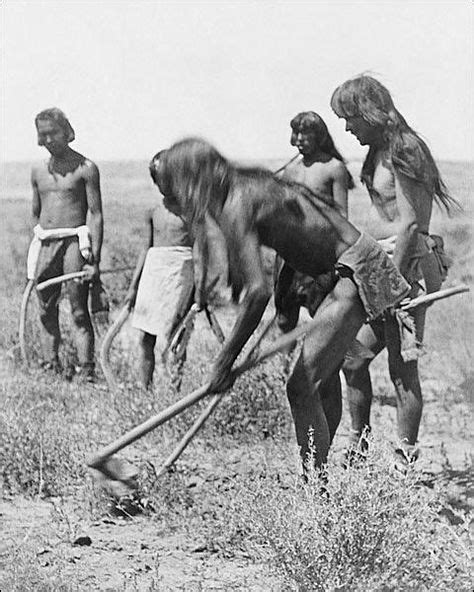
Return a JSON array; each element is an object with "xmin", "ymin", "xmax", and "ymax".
[{"xmin": 1, "ymin": 364, "xmax": 471, "ymax": 591}]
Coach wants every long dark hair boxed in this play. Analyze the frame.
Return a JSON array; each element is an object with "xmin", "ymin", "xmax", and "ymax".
[
  {"xmin": 290, "ymin": 111, "xmax": 354, "ymax": 189},
  {"xmin": 330, "ymin": 75, "xmax": 459, "ymax": 212}
]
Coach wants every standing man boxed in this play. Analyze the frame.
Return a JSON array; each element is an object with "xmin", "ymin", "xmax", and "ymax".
[
  {"xmin": 275, "ymin": 111, "xmax": 354, "ymax": 329},
  {"xmin": 29, "ymin": 108, "xmax": 103, "ymax": 380},
  {"xmin": 331, "ymin": 75, "xmax": 456, "ymax": 467},
  {"xmin": 273, "ymin": 112, "xmax": 355, "ymax": 439},
  {"xmin": 124, "ymin": 152, "xmax": 195, "ymax": 390},
  {"xmin": 283, "ymin": 111, "xmax": 353, "ymax": 215}
]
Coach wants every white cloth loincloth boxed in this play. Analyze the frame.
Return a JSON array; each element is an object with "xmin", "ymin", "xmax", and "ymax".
[
  {"xmin": 27, "ymin": 224, "xmax": 91, "ymax": 279},
  {"xmin": 132, "ymin": 247, "xmax": 194, "ymax": 349}
]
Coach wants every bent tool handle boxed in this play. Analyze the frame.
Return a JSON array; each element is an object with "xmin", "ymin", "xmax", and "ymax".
[
  {"xmin": 87, "ymin": 314, "xmax": 317, "ymax": 469},
  {"xmin": 157, "ymin": 314, "xmax": 277, "ymax": 476},
  {"xmin": 400, "ymin": 284, "xmax": 470, "ymax": 311},
  {"xmin": 36, "ymin": 271, "xmax": 87, "ymax": 291},
  {"xmin": 99, "ymin": 305, "xmax": 131, "ymax": 390},
  {"xmin": 36, "ymin": 267, "xmax": 135, "ymax": 292},
  {"xmin": 19, "ymin": 279, "xmax": 35, "ymax": 364},
  {"xmin": 205, "ymin": 306, "xmax": 226, "ymax": 343}
]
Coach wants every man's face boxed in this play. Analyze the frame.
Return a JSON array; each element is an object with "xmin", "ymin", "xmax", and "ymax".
[
  {"xmin": 343, "ymin": 116, "xmax": 375, "ymax": 146},
  {"xmin": 291, "ymin": 128, "xmax": 318, "ymax": 156},
  {"xmin": 36, "ymin": 119, "xmax": 69, "ymax": 156},
  {"xmin": 162, "ymin": 193, "xmax": 182, "ymax": 217},
  {"xmin": 152, "ymin": 159, "xmax": 183, "ymax": 217}
]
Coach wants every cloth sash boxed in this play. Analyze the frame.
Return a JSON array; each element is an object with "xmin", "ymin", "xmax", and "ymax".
[{"xmin": 27, "ymin": 224, "xmax": 91, "ymax": 279}]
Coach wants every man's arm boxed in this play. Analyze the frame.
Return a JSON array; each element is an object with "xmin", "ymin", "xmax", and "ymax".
[
  {"xmin": 331, "ymin": 162, "xmax": 349, "ymax": 218},
  {"xmin": 209, "ymin": 221, "xmax": 271, "ymax": 392},
  {"xmin": 393, "ymin": 169, "xmax": 421, "ymax": 276},
  {"xmin": 84, "ymin": 161, "xmax": 103, "ymax": 275},
  {"xmin": 124, "ymin": 210, "xmax": 154, "ymax": 309},
  {"xmin": 31, "ymin": 168, "xmax": 41, "ymax": 226}
]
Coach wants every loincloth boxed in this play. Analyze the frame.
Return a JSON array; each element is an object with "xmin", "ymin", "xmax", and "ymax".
[
  {"xmin": 335, "ymin": 233, "xmax": 410, "ymax": 320},
  {"xmin": 27, "ymin": 224, "xmax": 91, "ymax": 280},
  {"xmin": 379, "ymin": 233, "xmax": 451, "ymax": 361},
  {"xmin": 132, "ymin": 247, "xmax": 195, "ymax": 349},
  {"xmin": 277, "ymin": 268, "xmax": 337, "ymax": 318}
]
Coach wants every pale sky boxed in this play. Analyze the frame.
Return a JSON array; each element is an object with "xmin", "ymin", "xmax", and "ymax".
[{"xmin": 1, "ymin": 1, "xmax": 473, "ymax": 163}]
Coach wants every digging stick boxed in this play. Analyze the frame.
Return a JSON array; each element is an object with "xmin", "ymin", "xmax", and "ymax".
[
  {"xmin": 156, "ymin": 314, "xmax": 276, "ymax": 476},
  {"xmin": 400, "ymin": 284, "xmax": 469, "ymax": 311},
  {"xmin": 87, "ymin": 314, "xmax": 316, "ymax": 473},
  {"xmin": 36, "ymin": 267, "xmax": 134, "ymax": 292},
  {"xmin": 18, "ymin": 279, "xmax": 35, "ymax": 364},
  {"xmin": 99, "ymin": 305, "xmax": 131, "ymax": 390},
  {"xmin": 156, "ymin": 284, "xmax": 470, "ymax": 474}
]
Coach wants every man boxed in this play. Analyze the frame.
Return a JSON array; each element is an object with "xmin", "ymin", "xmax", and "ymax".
[
  {"xmin": 274, "ymin": 111, "xmax": 356, "ymax": 432},
  {"xmin": 124, "ymin": 152, "xmax": 195, "ymax": 390},
  {"xmin": 331, "ymin": 75, "xmax": 456, "ymax": 468},
  {"xmin": 276, "ymin": 111, "xmax": 354, "ymax": 330},
  {"xmin": 154, "ymin": 137, "xmax": 410, "ymax": 471},
  {"xmin": 29, "ymin": 108, "xmax": 103, "ymax": 380},
  {"xmin": 283, "ymin": 111, "xmax": 353, "ymax": 215}
]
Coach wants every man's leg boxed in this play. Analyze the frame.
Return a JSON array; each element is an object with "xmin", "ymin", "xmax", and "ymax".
[
  {"xmin": 320, "ymin": 371, "xmax": 342, "ymax": 445},
  {"xmin": 286, "ymin": 277, "xmax": 366, "ymax": 469},
  {"xmin": 166, "ymin": 283, "xmax": 195, "ymax": 391},
  {"xmin": 64, "ymin": 240, "xmax": 95, "ymax": 377},
  {"xmin": 37, "ymin": 287, "xmax": 62, "ymax": 368},
  {"xmin": 138, "ymin": 330, "xmax": 157, "ymax": 388},
  {"xmin": 385, "ymin": 309, "xmax": 425, "ymax": 457},
  {"xmin": 342, "ymin": 322, "xmax": 385, "ymax": 447},
  {"xmin": 35, "ymin": 243, "xmax": 62, "ymax": 369}
]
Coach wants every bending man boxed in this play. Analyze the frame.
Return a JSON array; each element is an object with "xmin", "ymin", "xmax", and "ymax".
[{"xmin": 154, "ymin": 138, "xmax": 410, "ymax": 470}]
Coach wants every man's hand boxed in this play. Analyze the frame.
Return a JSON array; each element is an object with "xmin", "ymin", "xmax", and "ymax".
[
  {"xmin": 82, "ymin": 262, "xmax": 100, "ymax": 282},
  {"xmin": 207, "ymin": 363, "xmax": 235, "ymax": 393}
]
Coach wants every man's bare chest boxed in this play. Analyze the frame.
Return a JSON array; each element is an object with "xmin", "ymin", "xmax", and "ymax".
[
  {"xmin": 289, "ymin": 163, "xmax": 332, "ymax": 195},
  {"xmin": 36, "ymin": 168, "xmax": 85, "ymax": 196}
]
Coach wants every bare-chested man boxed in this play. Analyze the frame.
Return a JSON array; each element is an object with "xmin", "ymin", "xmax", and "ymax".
[
  {"xmin": 29, "ymin": 108, "xmax": 103, "ymax": 379},
  {"xmin": 331, "ymin": 76, "xmax": 457, "ymax": 467},
  {"xmin": 276, "ymin": 111, "xmax": 354, "ymax": 331},
  {"xmin": 154, "ymin": 138, "xmax": 411, "ymax": 471},
  {"xmin": 274, "ymin": 111, "xmax": 355, "ymax": 437},
  {"xmin": 283, "ymin": 111, "xmax": 353, "ymax": 215}
]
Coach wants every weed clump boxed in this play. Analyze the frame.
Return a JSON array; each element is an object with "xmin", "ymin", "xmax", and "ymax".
[{"xmin": 236, "ymin": 440, "xmax": 472, "ymax": 591}]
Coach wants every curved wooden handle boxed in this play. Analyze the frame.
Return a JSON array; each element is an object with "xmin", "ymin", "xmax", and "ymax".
[
  {"xmin": 99, "ymin": 305, "xmax": 131, "ymax": 390},
  {"xmin": 18, "ymin": 279, "xmax": 35, "ymax": 364},
  {"xmin": 87, "ymin": 313, "xmax": 318, "ymax": 468}
]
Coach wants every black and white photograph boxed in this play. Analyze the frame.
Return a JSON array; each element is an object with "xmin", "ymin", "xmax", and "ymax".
[{"xmin": 1, "ymin": 1, "xmax": 472, "ymax": 589}]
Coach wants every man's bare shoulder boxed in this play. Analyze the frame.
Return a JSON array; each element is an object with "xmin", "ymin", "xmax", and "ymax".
[
  {"xmin": 284, "ymin": 156, "xmax": 304, "ymax": 173},
  {"xmin": 329, "ymin": 158, "xmax": 350, "ymax": 179},
  {"xmin": 79, "ymin": 157, "xmax": 99, "ymax": 177},
  {"xmin": 31, "ymin": 159, "xmax": 50, "ymax": 176}
]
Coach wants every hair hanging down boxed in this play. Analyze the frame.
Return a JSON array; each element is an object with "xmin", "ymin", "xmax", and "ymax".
[
  {"xmin": 35, "ymin": 107, "xmax": 75, "ymax": 144},
  {"xmin": 290, "ymin": 111, "xmax": 354, "ymax": 189},
  {"xmin": 157, "ymin": 138, "xmax": 230, "ymax": 225},
  {"xmin": 330, "ymin": 75, "xmax": 459, "ymax": 212},
  {"xmin": 149, "ymin": 150, "xmax": 164, "ymax": 184}
]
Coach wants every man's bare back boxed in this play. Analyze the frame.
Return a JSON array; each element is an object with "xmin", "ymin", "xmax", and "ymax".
[{"xmin": 154, "ymin": 137, "xmax": 410, "ymax": 469}]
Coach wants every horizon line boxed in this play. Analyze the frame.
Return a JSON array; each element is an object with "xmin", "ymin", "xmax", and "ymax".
[{"xmin": 1, "ymin": 156, "xmax": 473, "ymax": 165}]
